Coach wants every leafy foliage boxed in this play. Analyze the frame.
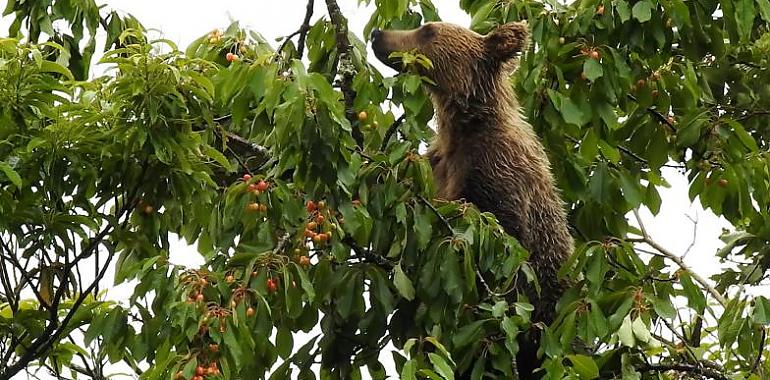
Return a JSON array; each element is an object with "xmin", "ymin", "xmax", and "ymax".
[{"xmin": 0, "ymin": 0, "xmax": 769, "ymax": 379}]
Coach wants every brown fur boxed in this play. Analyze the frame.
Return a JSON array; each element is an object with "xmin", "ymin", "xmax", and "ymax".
[{"xmin": 372, "ymin": 22, "xmax": 573, "ymax": 378}]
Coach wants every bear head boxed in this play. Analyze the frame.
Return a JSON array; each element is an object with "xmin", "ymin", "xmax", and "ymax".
[{"xmin": 371, "ymin": 21, "xmax": 528, "ymax": 106}]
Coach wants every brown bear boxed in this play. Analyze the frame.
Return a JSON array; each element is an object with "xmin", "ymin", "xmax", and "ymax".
[{"xmin": 371, "ymin": 21, "xmax": 574, "ymax": 379}]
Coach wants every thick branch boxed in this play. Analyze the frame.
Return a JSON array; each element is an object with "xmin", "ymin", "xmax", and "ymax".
[
  {"xmin": 220, "ymin": 129, "xmax": 270, "ymax": 164},
  {"xmin": 297, "ymin": 0, "xmax": 315, "ymax": 59},
  {"xmin": 324, "ymin": 0, "xmax": 364, "ymax": 147},
  {"xmin": 206, "ymin": 118, "xmax": 271, "ymax": 174},
  {"xmin": 637, "ymin": 363, "xmax": 729, "ymax": 380}
]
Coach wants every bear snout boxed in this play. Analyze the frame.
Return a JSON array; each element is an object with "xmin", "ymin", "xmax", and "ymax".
[{"xmin": 370, "ymin": 30, "xmax": 402, "ymax": 71}]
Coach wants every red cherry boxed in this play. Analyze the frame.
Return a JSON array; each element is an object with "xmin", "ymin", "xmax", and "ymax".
[
  {"xmin": 306, "ymin": 200, "xmax": 316, "ymax": 212},
  {"xmin": 267, "ymin": 279, "xmax": 278, "ymax": 292},
  {"xmin": 256, "ymin": 180, "xmax": 268, "ymax": 192},
  {"xmin": 242, "ymin": 174, "xmax": 252, "ymax": 182}
]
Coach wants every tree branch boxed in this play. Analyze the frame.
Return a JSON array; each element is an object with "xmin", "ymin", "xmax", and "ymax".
[
  {"xmin": 637, "ymin": 363, "xmax": 729, "ymax": 380},
  {"xmin": 275, "ymin": 0, "xmax": 315, "ymax": 60},
  {"xmin": 626, "ymin": 94, "xmax": 676, "ymax": 132},
  {"xmin": 630, "ymin": 209, "xmax": 727, "ymax": 307},
  {"xmin": 0, "ymin": 170, "xmax": 146, "ymax": 380},
  {"xmin": 297, "ymin": 0, "xmax": 315, "ymax": 59},
  {"xmin": 324, "ymin": 0, "xmax": 364, "ymax": 147},
  {"xmin": 380, "ymin": 113, "xmax": 406, "ymax": 151}
]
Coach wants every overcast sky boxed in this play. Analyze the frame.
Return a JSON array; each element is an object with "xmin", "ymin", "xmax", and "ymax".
[{"xmin": 2, "ymin": 1, "xmax": 746, "ymax": 379}]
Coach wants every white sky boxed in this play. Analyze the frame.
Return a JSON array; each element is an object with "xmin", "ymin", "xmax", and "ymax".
[{"xmin": 2, "ymin": 1, "xmax": 752, "ymax": 379}]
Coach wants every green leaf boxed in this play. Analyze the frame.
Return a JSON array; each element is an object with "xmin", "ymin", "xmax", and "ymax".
[
  {"xmin": 631, "ymin": 0, "xmax": 652, "ymax": 23},
  {"xmin": 452, "ymin": 320, "xmax": 487, "ymax": 348},
  {"xmin": 734, "ymin": 0, "xmax": 755, "ymax": 42},
  {"xmin": 401, "ymin": 360, "xmax": 417, "ymax": 380},
  {"xmin": 631, "ymin": 317, "xmax": 651, "ymax": 343},
  {"xmin": 652, "ymin": 295, "xmax": 677, "ymax": 319},
  {"xmin": 413, "ymin": 205, "xmax": 433, "ymax": 250},
  {"xmin": 0, "ymin": 162, "xmax": 22, "ymax": 188},
  {"xmin": 548, "ymin": 90, "xmax": 589, "ymax": 127},
  {"xmin": 718, "ymin": 297, "xmax": 745, "ymax": 347},
  {"xmin": 680, "ymin": 273, "xmax": 706, "ymax": 313},
  {"xmin": 588, "ymin": 163, "xmax": 611, "ymax": 204},
  {"xmin": 223, "ymin": 322, "xmax": 243, "ymax": 367},
  {"xmin": 618, "ymin": 171, "xmax": 643, "ymax": 207},
  {"xmin": 616, "ymin": 0, "xmax": 631, "ymax": 22},
  {"xmin": 758, "ymin": 0, "xmax": 770, "ymax": 22},
  {"xmin": 469, "ymin": 2, "xmax": 495, "ymax": 31},
  {"xmin": 567, "ymin": 354, "xmax": 599, "ymax": 379},
  {"xmin": 753, "ymin": 296, "xmax": 770, "ymax": 324},
  {"xmin": 40, "ymin": 60, "xmax": 74, "ymax": 81},
  {"xmin": 582, "ymin": 59, "xmax": 603, "ymax": 81},
  {"xmin": 203, "ymin": 146, "xmax": 233, "ymax": 170},
  {"xmin": 394, "ymin": 263, "xmax": 415, "ymax": 301},
  {"xmin": 618, "ymin": 315, "xmax": 635, "ymax": 347},
  {"xmin": 598, "ymin": 140, "xmax": 620, "ymax": 164},
  {"xmin": 276, "ymin": 327, "xmax": 293, "ymax": 359},
  {"xmin": 428, "ymin": 353, "xmax": 455, "ymax": 380},
  {"xmin": 492, "ymin": 300, "xmax": 508, "ymax": 318}
]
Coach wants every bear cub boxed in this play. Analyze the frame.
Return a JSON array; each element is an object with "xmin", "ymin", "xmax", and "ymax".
[{"xmin": 371, "ymin": 21, "xmax": 574, "ymax": 379}]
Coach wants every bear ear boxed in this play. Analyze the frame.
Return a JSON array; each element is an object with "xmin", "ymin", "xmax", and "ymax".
[{"xmin": 485, "ymin": 21, "xmax": 529, "ymax": 61}]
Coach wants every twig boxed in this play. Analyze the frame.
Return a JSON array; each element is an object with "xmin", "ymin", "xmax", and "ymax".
[
  {"xmin": 631, "ymin": 209, "xmax": 727, "ymax": 307},
  {"xmin": 659, "ymin": 318, "xmax": 699, "ymax": 362},
  {"xmin": 682, "ymin": 211, "xmax": 698, "ymax": 258},
  {"xmin": 0, "ymin": 247, "xmax": 118, "ymax": 380},
  {"xmin": 563, "ymin": 134, "xmax": 684, "ymax": 169},
  {"xmin": 735, "ymin": 110, "xmax": 770, "ymax": 121},
  {"xmin": 637, "ymin": 363, "xmax": 729, "ymax": 380},
  {"xmin": 342, "ymin": 237, "xmax": 394, "ymax": 268},
  {"xmin": 275, "ymin": 0, "xmax": 315, "ymax": 60},
  {"xmin": 417, "ymin": 196, "xmax": 453, "ymax": 233},
  {"xmin": 0, "ymin": 168, "xmax": 147, "ymax": 380},
  {"xmin": 380, "ymin": 114, "xmax": 407, "ymax": 151},
  {"xmin": 324, "ymin": 0, "xmax": 364, "ymax": 147},
  {"xmin": 627, "ymin": 94, "xmax": 676, "ymax": 132}
]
